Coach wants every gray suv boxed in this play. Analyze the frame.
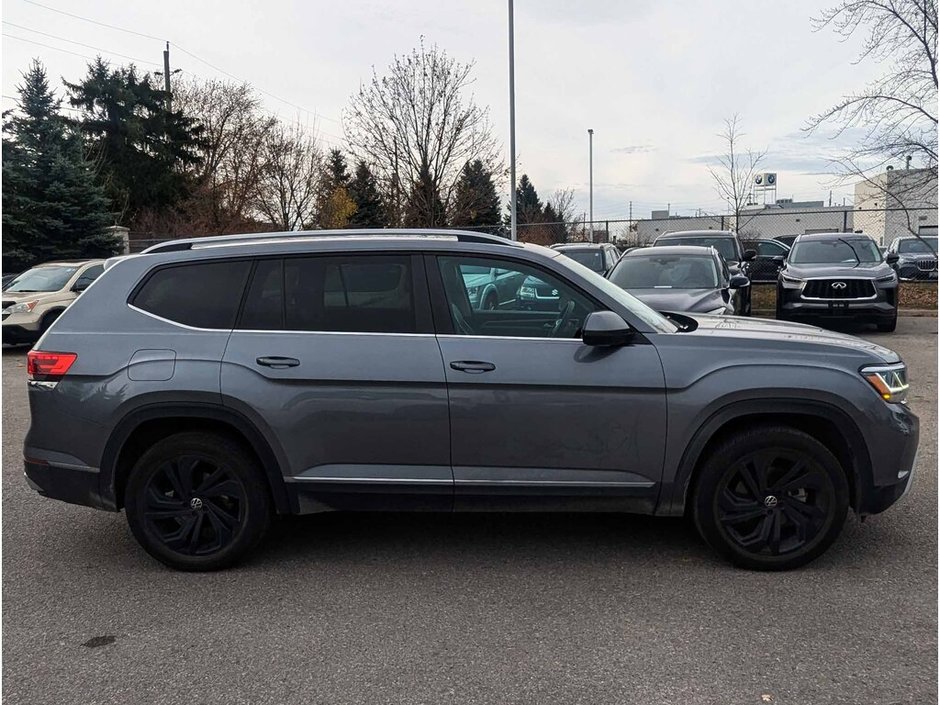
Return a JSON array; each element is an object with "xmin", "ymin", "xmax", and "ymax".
[{"xmin": 24, "ymin": 230, "xmax": 919, "ymax": 572}]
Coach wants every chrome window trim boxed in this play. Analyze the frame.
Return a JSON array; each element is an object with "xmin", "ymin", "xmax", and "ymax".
[{"xmin": 436, "ymin": 334, "xmax": 585, "ymax": 343}]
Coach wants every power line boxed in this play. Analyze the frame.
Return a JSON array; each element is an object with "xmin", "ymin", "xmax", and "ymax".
[
  {"xmin": 3, "ymin": 32, "xmax": 100, "ymax": 61},
  {"xmin": 22, "ymin": 0, "xmax": 164, "ymax": 41},
  {"xmin": 3, "ymin": 21, "xmax": 164, "ymax": 67}
]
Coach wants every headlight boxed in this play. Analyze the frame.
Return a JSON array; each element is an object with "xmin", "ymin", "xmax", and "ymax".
[
  {"xmin": 861, "ymin": 363, "xmax": 909, "ymax": 403},
  {"xmin": 2, "ymin": 300, "xmax": 39, "ymax": 315},
  {"xmin": 780, "ymin": 273, "xmax": 803, "ymax": 288},
  {"xmin": 876, "ymin": 273, "xmax": 897, "ymax": 283},
  {"xmin": 705, "ymin": 306, "xmax": 728, "ymax": 315},
  {"xmin": 519, "ymin": 285, "xmax": 536, "ymax": 299}
]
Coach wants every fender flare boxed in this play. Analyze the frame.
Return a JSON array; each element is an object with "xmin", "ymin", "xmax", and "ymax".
[
  {"xmin": 657, "ymin": 397, "xmax": 872, "ymax": 516},
  {"xmin": 100, "ymin": 402, "xmax": 293, "ymax": 514}
]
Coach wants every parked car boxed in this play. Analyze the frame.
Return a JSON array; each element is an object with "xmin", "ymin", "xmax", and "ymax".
[
  {"xmin": 2, "ymin": 272, "xmax": 21, "ymax": 290},
  {"xmin": 25, "ymin": 230, "xmax": 918, "ymax": 572},
  {"xmin": 742, "ymin": 238, "xmax": 791, "ymax": 283},
  {"xmin": 773, "ymin": 235, "xmax": 800, "ymax": 249},
  {"xmin": 2, "ymin": 260, "xmax": 105, "ymax": 345},
  {"xmin": 459, "ymin": 264, "xmax": 526, "ymax": 310},
  {"xmin": 651, "ymin": 230, "xmax": 756, "ymax": 314},
  {"xmin": 550, "ymin": 242, "xmax": 621, "ymax": 274},
  {"xmin": 606, "ymin": 245, "xmax": 748, "ymax": 316},
  {"xmin": 886, "ymin": 235, "xmax": 938, "ymax": 281},
  {"xmin": 776, "ymin": 232, "xmax": 899, "ymax": 331}
]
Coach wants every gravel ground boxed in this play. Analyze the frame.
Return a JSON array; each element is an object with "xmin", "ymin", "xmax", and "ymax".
[{"xmin": 2, "ymin": 317, "xmax": 936, "ymax": 705}]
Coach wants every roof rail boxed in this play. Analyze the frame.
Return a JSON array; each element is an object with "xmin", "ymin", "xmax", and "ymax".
[{"xmin": 140, "ymin": 229, "xmax": 521, "ymax": 254}]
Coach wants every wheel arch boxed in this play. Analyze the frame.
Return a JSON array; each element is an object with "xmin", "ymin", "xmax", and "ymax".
[
  {"xmin": 101, "ymin": 403, "xmax": 293, "ymax": 515},
  {"xmin": 660, "ymin": 399, "xmax": 872, "ymax": 516}
]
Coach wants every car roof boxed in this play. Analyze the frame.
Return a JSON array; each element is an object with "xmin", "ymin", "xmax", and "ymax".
[
  {"xmin": 793, "ymin": 232, "xmax": 874, "ymax": 242},
  {"xmin": 552, "ymin": 243, "xmax": 609, "ymax": 250},
  {"xmin": 623, "ymin": 245, "xmax": 717, "ymax": 257},
  {"xmin": 34, "ymin": 259, "xmax": 102, "ymax": 267},
  {"xmin": 656, "ymin": 230, "xmax": 736, "ymax": 239}
]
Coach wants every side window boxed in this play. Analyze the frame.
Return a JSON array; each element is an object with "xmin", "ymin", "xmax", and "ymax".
[
  {"xmin": 436, "ymin": 255, "xmax": 598, "ymax": 339},
  {"xmin": 239, "ymin": 255, "xmax": 418, "ymax": 334},
  {"xmin": 73, "ymin": 263, "xmax": 104, "ymax": 290},
  {"xmin": 133, "ymin": 260, "xmax": 251, "ymax": 329}
]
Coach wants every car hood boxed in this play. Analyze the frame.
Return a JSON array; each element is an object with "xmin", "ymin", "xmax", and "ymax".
[
  {"xmin": 681, "ymin": 314, "xmax": 899, "ymax": 363},
  {"xmin": 784, "ymin": 261, "xmax": 893, "ymax": 278},
  {"xmin": 630, "ymin": 288, "xmax": 727, "ymax": 314},
  {"xmin": 2, "ymin": 290, "xmax": 62, "ymax": 304}
]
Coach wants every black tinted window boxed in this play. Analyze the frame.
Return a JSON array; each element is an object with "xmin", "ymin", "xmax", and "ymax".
[
  {"xmin": 133, "ymin": 260, "xmax": 251, "ymax": 329},
  {"xmin": 239, "ymin": 255, "xmax": 417, "ymax": 333}
]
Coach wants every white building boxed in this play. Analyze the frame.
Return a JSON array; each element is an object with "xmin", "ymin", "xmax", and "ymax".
[{"xmin": 853, "ymin": 167, "xmax": 938, "ymax": 246}]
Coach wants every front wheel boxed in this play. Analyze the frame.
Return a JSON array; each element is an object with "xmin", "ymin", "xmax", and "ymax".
[
  {"xmin": 125, "ymin": 432, "xmax": 272, "ymax": 571},
  {"xmin": 876, "ymin": 312, "xmax": 898, "ymax": 332},
  {"xmin": 692, "ymin": 426, "xmax": 849, "ymax": 570}
]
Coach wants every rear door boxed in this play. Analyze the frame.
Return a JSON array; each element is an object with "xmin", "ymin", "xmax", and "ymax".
[
  {"xmin": 221, "ymin": 253, "xmax": 452, "ymax": 511},
  {"xmin": 430, "ymin": 253, "xmax": 667, "ymax": 512}
]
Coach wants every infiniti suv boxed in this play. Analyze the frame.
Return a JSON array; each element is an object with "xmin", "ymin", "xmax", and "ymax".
[{"xmin": 24, "ymin": 230, "xmax": 919, "ymax": 572}]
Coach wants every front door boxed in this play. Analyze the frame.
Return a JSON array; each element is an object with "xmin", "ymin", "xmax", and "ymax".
[
  {"xmin": 221, "ymin": 254, "xmax": 452, "ymax": 512},
  {"xmin": 430, "ymin": 254, "xmax": 668, "ymax": 512}
]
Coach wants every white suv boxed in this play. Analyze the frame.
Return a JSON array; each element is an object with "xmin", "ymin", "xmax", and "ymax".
[{"xmin": 2, "ymin": 260, "xmax": 104, "ymax": 345}]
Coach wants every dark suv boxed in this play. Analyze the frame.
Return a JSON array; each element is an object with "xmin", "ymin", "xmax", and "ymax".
[
  {"xmin": 886, "ymin": 235, "xmax": 938, "ymax": 281},
  {"xmin": 652, "ymin": 230, "xmax": 756, "ymax": 314},
  {"xmin": 776, "ymin": 232, "xmax": 900, "ymax": 331},
  {"xmin": 24, "ymin": 230, "xmax": 918, "ymax": 572}
]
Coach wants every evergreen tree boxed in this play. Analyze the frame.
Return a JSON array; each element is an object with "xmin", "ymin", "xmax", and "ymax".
[
  {"xmin": 507, "ymin": 174, "xmax": 543, "ymax": 225},
  {"xmin": 3, "ymin": 60, "xmax": 117, "ymax": 271},
  {"xmin": 64, "ymin": 57, "xmax": 205, "ymax": 227},
  {"xmin": 325, "ymin": 149, "xmax": 350, "ymax": 189},
  {"xmin": 348, "ymin": 160, "xmax": 387, "ymax": 228},
  {"xmin": 317, "ymin": 149, "xmax": 356, "ymax": 228},
  {"xmin": 452, "ymin": 159, "xmax": 500, "ymax": 233},
  {"xmin": 404, "ymin": 165, "xmax": 446, "ymax": 227},
  {"xmin": 541, "ymin": 202, "xmax": 567, "ymax": 244}
]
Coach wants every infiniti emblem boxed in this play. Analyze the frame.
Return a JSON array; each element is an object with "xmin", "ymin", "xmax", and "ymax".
[
  {"xmin": 763, "ymin": 496, "xmax": 778, "ymax": 508},
  {"xmin": 831, "ymin": 281, "xmax": 847, "ymax": 289},
  {"xmin": 190, "ymin": 497, "xmax": 204, "ymax": 510}
]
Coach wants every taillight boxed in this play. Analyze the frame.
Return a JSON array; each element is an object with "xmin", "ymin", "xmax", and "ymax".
[{"xmin": 27, "ymin": 351, "xmax": 77, "ymax": 381}]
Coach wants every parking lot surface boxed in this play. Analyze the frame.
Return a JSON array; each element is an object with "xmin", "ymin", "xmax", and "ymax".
[{"xmin": 2, "ymin": 317, "xmax": 937, "ymax": 705}]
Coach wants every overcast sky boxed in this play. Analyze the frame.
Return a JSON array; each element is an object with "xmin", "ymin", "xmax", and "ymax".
[{"xmin": 2, "ymin": 0, "xmax": 886, "ymax": 220}]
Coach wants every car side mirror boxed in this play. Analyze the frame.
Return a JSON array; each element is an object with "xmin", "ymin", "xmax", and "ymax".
[
  {"xmin": 729, "ymin": 273, "xmax": 750, "ymax": 289},
  {"xmin": 885, "ymin": 253, "xmax": 899, "ymax": 265},
  {"xmin": 743, "ymin": 249, "xmax": 757, "ymax": 262},
  {"xmin": 582, "ymin": 310, "xmax": 633, "ymax": 347},
  {"xmin": 72, "ymin": 280, "xmax": 90, "ymax": 293},
  {"xmin": 771, "ymin": 255, "xmax": 785, "ymax": 266}
]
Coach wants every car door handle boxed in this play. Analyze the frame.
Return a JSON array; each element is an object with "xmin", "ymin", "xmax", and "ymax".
[
  {"xmin": 256, "ymin": 356, "xmax": 300, "ymax": 369},
  {"xmin": 450, "ymin": 360, "xmax": 496, "ymax": 374}
]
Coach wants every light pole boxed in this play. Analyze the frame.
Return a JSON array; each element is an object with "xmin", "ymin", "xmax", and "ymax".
[
  {"xmin": 588, "ymin": 128, "xmax": 594, "ymax": 242},
  {"xmin": 508, "ymin": 0, "xmax": 517, "ymax": 241}
]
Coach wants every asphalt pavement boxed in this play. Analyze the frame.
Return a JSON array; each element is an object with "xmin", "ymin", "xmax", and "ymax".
[{"xmin": 2, "ymin": 317, "xmax": 937, "ymax": 705}]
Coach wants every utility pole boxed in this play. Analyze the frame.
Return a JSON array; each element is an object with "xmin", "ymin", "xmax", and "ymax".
[
  {"xmin": 508, "ymin": 0, "xmax": 517, "ymax": 241},
  {"xmin": 162, "ymin": 42, "xmax": 172, "ymax": 112},
  {"xmin": 829, "ymin": 190, "xmax": 832, "ymax": 207},
  {"xmin": 629, "ymin": 200, "xmax": 633, "ymax": 236},
  {"xmin": 392, "ymin": 135, "xmax": 400, "ymax": 227},
  {"xmin": 588, "ymin": 128, "xmax": 594, "ymax": 243}
]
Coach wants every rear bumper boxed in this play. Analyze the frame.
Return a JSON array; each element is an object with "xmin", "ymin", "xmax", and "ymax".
[{"xmin": 24, "ymin": 459, "xmax": 114, "ymax": 511}]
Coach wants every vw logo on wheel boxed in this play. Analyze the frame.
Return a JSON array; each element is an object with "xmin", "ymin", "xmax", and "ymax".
[
  {"xmin": 763, "ymin": 496, "xmax": 778, "ymax": 508},
  {"xmin": 831, "ymin": 281, "xmax": 847, "ymax": 289},
  {"xmin": 190, "ymin": 497, "xmax": 204, "ymax": 510}
]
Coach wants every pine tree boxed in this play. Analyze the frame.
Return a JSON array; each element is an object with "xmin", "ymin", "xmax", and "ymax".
[
  {"xmin": 509, "ymin": 174, "xmax": 543, "ymax": 225},
  {"xmin": 325, "ymin": 149, "xmax": 350, "ymax": 189},
  {"xmin": 404, "ymin": 165, "xmax": 446, "ymax": 227},
  {"xmin": 452, "ymin": 159, "xmax": 500, "ymax": 233},
  {"xmin": 348, "ymin": 160, "xmax": 387, "ymax": 228},
  {"xmin": 3, "ymin": 60, "xmax": 117, "ymax": 272},
  {"xmin": 64, "ymin": 57, "xmax": 205, "ymax": 228},
  {"xmin": 317, "ymin": 149, "xmax": 356, "ymax": 228}
]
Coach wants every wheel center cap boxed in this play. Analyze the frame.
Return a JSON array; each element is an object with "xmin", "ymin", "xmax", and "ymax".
[
  {"xmin": 763, "ymin": 495, "xmax": 779, "ymax": 508},
  {"xmin": 190, "ymin": 497, "xmax": 204, "ymax": 511}
]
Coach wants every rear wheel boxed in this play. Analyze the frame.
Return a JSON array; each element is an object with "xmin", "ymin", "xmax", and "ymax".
[
  {"xmin": 125, "ymin": 432, "xmax": 271, "ymax": 571},
  {"xmin": 482, "ymin": 292, "xmax": 498, "ymax": 311},
  {"xmin": 692, "ymin": 426, "xmax": 849, "ymax": 570}
]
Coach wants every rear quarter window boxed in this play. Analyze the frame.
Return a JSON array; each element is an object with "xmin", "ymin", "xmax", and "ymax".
[{"xmin": 132, "ymin": 260, "xmax": 252, "ymax": 329}]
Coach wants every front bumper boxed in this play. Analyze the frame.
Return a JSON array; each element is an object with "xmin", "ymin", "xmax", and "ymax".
[
  {"xmin": 781, "ymin": 299, "xmax": 897, "ymax": 320},
  {"xmin": 857, "ymin": 404, "xmax": 919, "ymax": 515},
  {"xmin": 2, "ymin": 321, "xmax": 41, "ymax": 344},
  {"xmin": 24, "ymin": 460, "xmax": 113, "ymax": 510}
]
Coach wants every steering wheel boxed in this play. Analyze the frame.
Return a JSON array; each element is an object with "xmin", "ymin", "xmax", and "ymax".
[
  {"xmin": 450, "ymin": 303, "xmax": 475, "ymax": 335},
  {"xmin": 549, "ymin": 300, "xmax": 576, "ymax": 338}
]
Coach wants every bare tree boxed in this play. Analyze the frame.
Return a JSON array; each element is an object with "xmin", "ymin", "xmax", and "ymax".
[
  {"xmin": 253, "ymin": 121, "xmax": 322, "ymax": 231},
  {"xmin": 807, "ymin": 0, "xmax": 938, "ymax": 238},
  {"xmin": 708, "ymin": 115, "xmax": 767, "ymax": 233},
  {"xmin": 344, "ymin": 39, "xmax": 501, "ymax": 227}
]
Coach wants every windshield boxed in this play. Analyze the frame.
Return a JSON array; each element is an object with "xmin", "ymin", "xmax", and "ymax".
[
  {"xmin": 559, "ymin": 249, "xmax": 605, "ymax": 272},
  {"xmin": 898, "ymin": 237, "xmax": 938, "ymax": 254},
  {"xmin": 550, "ymin": 253, "xmax": 678, "ymax": 333},
  {"xmin": 6, "ymin": 265, "xmax": 78, "ymax": 293},
  {"xmin": 789, "ymin": 238, "xmax": 881, "ymax": 264},
  {"xmin": 657, "ymin": 237, "xmax": 735, "ymax": 261},
  {"xmin": 610, "ymin": 255, "xmax": 719, "ymax": 289}
]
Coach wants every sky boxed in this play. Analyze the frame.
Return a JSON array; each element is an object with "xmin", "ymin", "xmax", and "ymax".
[{"xmin": 2, "ymin": 0, "xmax": 888, "ymax": 221}]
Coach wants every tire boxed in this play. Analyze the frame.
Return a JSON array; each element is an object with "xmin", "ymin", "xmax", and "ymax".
[
  {"xmin": 774, "ymin": 286, "xmax": 786, "ymax": 321},
  {"xmin": 741, "ymin": 286, "xmax": 752, "ymax": 316},
  {"xmin": 39, "ymin": 309, "xmax": 63, "ymax": 334},
  {"xmin": 876, "ymin": 312, "xmax": 898, "ymax": 332},
  {"xmin": 125, "ymin": 431, "xmax": 272, "ymax": 571},
  {"xmin": 482, "ymin": 292, "xmax": 498, "ymax": 311},
  {"xmin": 692, "ymin": 425, "xmax": 849, "ymax": 571}
]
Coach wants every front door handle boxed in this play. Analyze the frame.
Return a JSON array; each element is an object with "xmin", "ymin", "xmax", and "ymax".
[
  {"xmin": 450, "ymin": 360, "xmax": 496, "ymax": 374},
  {"xmin": 256, "ymin": 356, "xmax": 300, "ymax": 369}
]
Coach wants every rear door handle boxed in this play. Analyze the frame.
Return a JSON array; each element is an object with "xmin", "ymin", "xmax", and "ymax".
[
  {"xmin": 450, "ymin": 360, "xmax": 496, "ymax": 374},
  {"xmin": 256, "ymin": 356, "xmax": 300, "ymax": 369}
]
